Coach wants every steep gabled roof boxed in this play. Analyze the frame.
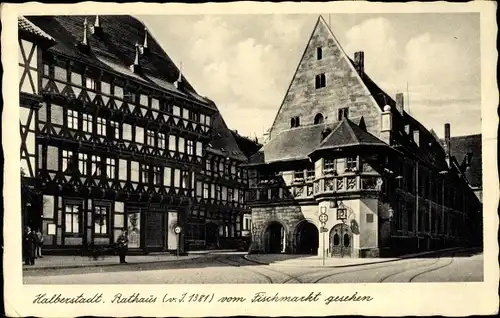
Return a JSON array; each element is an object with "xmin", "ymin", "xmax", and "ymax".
[
  {"xmin": 25, "ymin": 15, "xmax": 213, "ymax": 108},
  {"xmin": 445, "ymin": 134, "xmax": 482, "ymax": 188},
  {"xmin": 206, "ymin": 111, "xmax": 248, "ymax": 162},
  {"xmin": 18, "ymin": 16, "xmax": 55, "ymax": 41},
  {"xmin": 312, "ymin": 118, "xmax": 387, "ymax": 154},
  {"xmin": 248, "ymin": 124, "xmax": 332, "ymax": 165},
  {"xmin": 231, "ymin": 131, "xmax": 262, "ymax": 158}
]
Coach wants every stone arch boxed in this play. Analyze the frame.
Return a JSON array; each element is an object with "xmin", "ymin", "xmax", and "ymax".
[
  {"xmin": 262, "ymin": 220, "xmax": 288, "ymax": 254},
  {"xmin": 293, "ymin": 219, "xmax": 320, "ymax": 255},
  {"xmin": 314, "ymin": 113, "xmax": 324, "ymax": 125}
]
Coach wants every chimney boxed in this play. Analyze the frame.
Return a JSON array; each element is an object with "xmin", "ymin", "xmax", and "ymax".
[
  {"xmin": 444, "ymin": 123, "xmax": 451, "ymax": 166},
  {"xmin": 395, "ymin": 93, "xmax": 404, "ymax": 116},
  {"xmin": 354, "ymin": 51, "xmax": 364, "ymax": 76},
  {"xmin": 142, "ymin": 27, "xmax": 149, "ymax": 54}
]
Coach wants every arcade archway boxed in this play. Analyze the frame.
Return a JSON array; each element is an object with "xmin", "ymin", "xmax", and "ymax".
[
  {"xmin": 264, "ymin": 222, "xmax": 284, "ymax": 253},
  {"xmin": 295, "ymin": 221, "xmax": 319, "ymax": 255}
]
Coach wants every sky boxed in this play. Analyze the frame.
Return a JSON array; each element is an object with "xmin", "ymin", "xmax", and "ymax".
[{"xmin": 139, "ymin": 13, "xmax": 481, "ymax": 139}]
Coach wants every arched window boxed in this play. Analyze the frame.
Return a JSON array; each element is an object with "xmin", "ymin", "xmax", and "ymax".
[
  {"xmin": 290, "ymin": 117, "xmax": 296, "ymax": 128},
  {"xmin": 314, "ymin": 113, "xmax": 324, "ymax": 125},
  {"xmin": 343, "ymin": 231, "xmax": 350, "ymax": 247},
  {"xmin": 317, "ymin": 47, "xmax": 323, "ymax": 60},
  {"xmin": 295, "ymin": 117, "xmax": 300, "ymax": 127},
  {"xmin": 333, "ymin": 231, "xmax": 340, "ymax": 245},
  {"xmin": 315, "ymin": 74, "xmax": 326, "ymax": 89},
  {"xmin": 291, "ymin": 116, "xmax": 300, "ymax": 128}
]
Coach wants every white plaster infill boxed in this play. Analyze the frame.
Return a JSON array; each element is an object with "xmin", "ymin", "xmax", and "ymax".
[{"xmin": 243, "ymin": 247, "xmax": 469, "ymax": 268}]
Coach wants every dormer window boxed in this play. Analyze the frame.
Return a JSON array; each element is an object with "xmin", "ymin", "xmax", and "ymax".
[
  {"xmin": 315, "ymin": 73, "xmax": 326, "ymax": 89},
  {"xmin": 317, "ymin": 47, "xmax": 323, "ymax": 60},
  {"xmin": 338, "ymin": 107, "xmax": 349, "ymax": 121}
]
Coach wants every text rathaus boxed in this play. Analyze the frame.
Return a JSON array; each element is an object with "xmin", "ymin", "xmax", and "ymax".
[{"xmin": 19, "ymin": 15, "xmax": 482, "ymax": 258}]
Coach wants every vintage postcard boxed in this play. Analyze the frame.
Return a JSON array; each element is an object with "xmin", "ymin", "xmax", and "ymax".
[{"xmin": 2, "ymin": 1, "xmax": 498, "ymax": 317}]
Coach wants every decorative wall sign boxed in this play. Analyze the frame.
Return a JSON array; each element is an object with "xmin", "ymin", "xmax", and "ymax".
[{"xmin": 337, "ymin": 208, "xmax": 347, "ymax": 220}]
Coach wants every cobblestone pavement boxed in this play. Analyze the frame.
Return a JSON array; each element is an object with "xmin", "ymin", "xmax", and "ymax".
[{"xmin": 23, "ymin": 249, "xmax": 483, "ymax": 284}]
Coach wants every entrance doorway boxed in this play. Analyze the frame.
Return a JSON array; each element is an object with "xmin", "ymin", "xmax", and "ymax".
[
  {"xmin": 296, "ymin": 221, "xmax": 319, "ymax": 255},
  {"xmin": 329, "ymin": 223, "xmax": 352, "ymax": 257},
  {"xmin": 264, "ymin": 222, "xmax": 284, "ymax": 253},
  {"xmin": 206, "ymin": 222, "xmax": 218, "ymax": 248}
]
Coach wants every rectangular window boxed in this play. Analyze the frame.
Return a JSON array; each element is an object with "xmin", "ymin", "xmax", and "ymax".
[
  {"xmin": 140, "ymin": 94, "xmax": 148, "ymax": 106},
  {"xmin": 153, "ymin": 166, "xmax": 162, "ymax": 185},
  {"xmin": 203, "ymin": 183, "xmax": 210, "ymax": 198},
  {"xmin": 43, "ymin": 64, "xmax": 50, "ymax": 76},
  {"xmin": 189, "ymin": 111, "xmax": 198, "ymax": 122},
  {"xmin": 168, "ymin": 135, "xmax": 176, "ymax": 151},
  {"xmin": 293, "ymin": 169, "xmax": 304, "ymax": 181},
  {"xmin": 345, "ymin": 157, "xmax": 357, "ymax": 171},
  {"xmin": 126, "ymin": 91, "xmax": 136, "ymax": 104},
  {"xmin": 315, "ymin": 73, "xmax": 326, "ymax": 89},
  {"xmin": 323, "ymin": 159, "xmax": 336, "ymax": 173},
  {"xmin": 93, "ymin": 206, "xmax": 109, "ymax": 235},
  {"xmin": 54, "ymin": 66, "xmax": 67, "ymax": 82},
  {"xmin": 106, "ymin": 158, "xmax": 116, "ymax": 178},
  {"xmin": 122, "ymin": 124, "xmax": 132, "ymax": 141},
  {"xmin": 180, "ymin": 171, "xmax": 189, "ymax": 189},
  {"xmin": 101, "ymin": 82, "xmax": 111, "ymax": 95},
  {"xmin": 108, "ymin": 121, "xmax": 119, "ymax": 140},
  {"xmin": 64, "ymin": 204, "xmax": 81, "ymax": 234},
  {"xmin": 306, "ymin": 167, "xmax": 315, "ymax": 180},
  {"xmin": 338, "ymin": 107, "xmax": 349, "ymax": 121},
  {"xmin": 174, "ymin": 169, "xmax": 181, "ymax": 188},
  {"xmin": 78, "ymin": 153, "xmax": 88, "ymax": 175},
  {"xmin": 67, "ymin": 110, "xmax": 78, "ymax": 129},
  {"xmin": 82, "ymin": 113, "xmax": 92, "ymax": 133},
  {"xmin": 114, "ymin": 86, "xmax": 124, "ymax": 99},
  {"xmin": 158, "ymin": 133, "xmax": 166, "ymax": 149},
  {"xmin": 228, "ymin": 188, "xmax": 234, "ymax": 203},
  {"xmin": 151, "ymin": 98, "xmax": 159, "ymax": 110},
  {"xmin": 215, "ymin": 185, "xmax": 222, "ymax": 201},
  {"xmin": 187, "ymin": 140, "xmax": 194, "ymax": 155},
  {"xmin": 140, "ymin": 163, "xmax": 150, "ymax": 184},
  {"xmin": 182, "ymin": 108, "xmax": 190, "ymax": 120},
  {"xmin": 163, "ymin": 167, "xmax": 172, "ymax": 187},
  {"xmin": 178, "ymin": 137, "xmax": 185, "ymax": 153},
  {"xmin": 196, "ymin": 141, "xmax": 203, "ymax": 157},
  {"xmin": 96, "ymin": 117, "xmax": 106, "ymax": 136},
  {"xmin": 317, "ymin": 47, "xmax": 323, "ymax": 60},
  {"xmin": 173, "ymin": 105, "xmax": 181, "ymax": 117},
  {"xmin": 62, "ymin": 150, "xmax": 74, "ymax": 172},
  {"xmin": 70, "ymin": 72, "xmax": 82, "ymax": 86},
  {"xmin": 205, "ymin": 159, "xmax": 211, "ymax": 173},
  {"xmin": 90, "ymin": 155, "xmax": 101, "ymax": 176},
  {"xmin": 85, "ymin": 77, "xmax": 96, "ymax": 90},
  {"xmin": 146, "ymin": 130, "xmax": 155, "ymax": 146},
  {"xmin": 219, "ymin": 161, "xmax": 224, "ymax": 175},
  {"xmin": 135, "ymin": 126, "xmax": 144, "ymax": 144}
]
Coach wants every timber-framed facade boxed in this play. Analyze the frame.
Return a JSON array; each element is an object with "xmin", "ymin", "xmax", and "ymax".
[{"xmin": 19, "ymin": 15, "xmax": 257, "ymax": 254}]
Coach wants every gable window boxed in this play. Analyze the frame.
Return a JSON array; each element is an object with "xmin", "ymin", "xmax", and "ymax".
[
  {"xmin": 338, "ymin": 107, "xmax": 349, "ymax": 121},
  {"xmin": 317, "ymin": 47, "xmax": 323, "ymax": 60},
  {"xmin": 315, "ymin": 73, "xmax": 326, "ymax": 89},
  {"xmin": 82, "ymin": 113, "xmax": 93, "ymax": 133},
  {"xmin": 96, "ymin": 117, "xmax": 106, "ymax": 136},
  {"xmin": 67, "ymin": 109, "xmax": 79, "ymax": 130},
  {"xmin": 291, "ymin": 116, "xmax": 300, "ymax": 128}
]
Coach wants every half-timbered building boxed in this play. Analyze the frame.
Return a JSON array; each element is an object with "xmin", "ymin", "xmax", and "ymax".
[
  {"xmin": 245, "ymin": 16, "xmax": 482, "ymax": 258},
  {"xmin": 19, "ymin": 15, "xmax": 256, "ymax": 254}
]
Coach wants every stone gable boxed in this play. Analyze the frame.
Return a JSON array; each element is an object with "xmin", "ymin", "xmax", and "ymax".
[{"xmin": 269, "ymin": 16, "xmax": 381, "ymax": 140}]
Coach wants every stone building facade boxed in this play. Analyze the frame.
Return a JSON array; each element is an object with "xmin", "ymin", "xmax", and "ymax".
[{"xmin": 245, "ymin": 16, "xmax": 482, "ymax": 258}]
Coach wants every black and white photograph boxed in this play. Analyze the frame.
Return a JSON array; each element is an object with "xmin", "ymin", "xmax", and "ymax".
[{"xmin": 2, "ymin": 1, "xmax": 498, "ymax": 317}]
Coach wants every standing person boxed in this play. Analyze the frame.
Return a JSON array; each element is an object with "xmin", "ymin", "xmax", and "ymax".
[
  {"xmin": 22, "ymin": 226, "xmax": 36, "ymax": 265},
  {"xmin": 116, "ymin": 228, "xmax": 129, "ymax": 264},
  {"xmin": 35, "ymin": 228, "xmax": 43, "ymax": 258}
]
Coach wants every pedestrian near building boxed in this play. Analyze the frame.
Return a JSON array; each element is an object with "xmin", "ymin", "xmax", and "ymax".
[
  {"xmin": 35, "ymin": 228, "xmax": 43, "ymax": 258},
  {"xmin": 22, "ymin": 226, "xmax": 36, "ymax": 265},
  {"xmin": 116, "ymin": 228, "xmax": 129, "ymax": 264}
]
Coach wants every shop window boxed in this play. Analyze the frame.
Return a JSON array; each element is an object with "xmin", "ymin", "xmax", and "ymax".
[
  {"xmin": 94, "ymin": 206, "xmax": 109, "ymax": 235},
  {"xmin": 64, "ymin": 204, "xmax": 81, "ymax": 234}
]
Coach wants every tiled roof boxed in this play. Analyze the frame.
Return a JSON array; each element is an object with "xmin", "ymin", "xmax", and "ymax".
[
  {"xmin": 446, "ymin": 134, "xmax": 482, "ymax": 188},
  {"xmin": 248, "ymin": 124, "xmax": 332, "ymax": 165},
  {"xmin": 207, "ymin": 111, "xmax": 248, "ymax": 162},
  {"xmin": 312, "ymin": 118, "xmax": 387, "ymax": 154},
  {"xmin": 18, "ymin": 16, "xmax": 55, "ymax": 41},
  {"xmin": 231, "ymin": 132, "xmax": 262, "ymax": 158},
  {"xmin": 25, "ymin": 15, "xmax": 212, "ymax": 108}
]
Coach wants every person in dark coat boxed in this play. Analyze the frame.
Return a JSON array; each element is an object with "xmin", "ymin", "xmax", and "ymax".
[
  {"xmin": 116, "ymin": 228, "xmax": 129, "ymax": 264},
  {"xmin": 23, "ymin": 226, "xmax": 36, "ymax": 265}
]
